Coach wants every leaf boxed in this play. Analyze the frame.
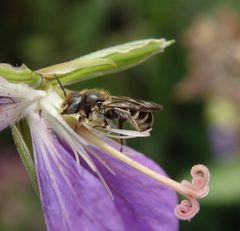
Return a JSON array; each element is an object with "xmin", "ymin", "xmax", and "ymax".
[
  {"xmin": 0, "ymin": 63, "xmax": 43, "ymax": 87},
  {"xmin": 11, "ymin": 123, "xmax": 39, "ymax": 196},
  {"xmin": 37, "ymin": 39, "xmax": 174, "ymax": 86}
]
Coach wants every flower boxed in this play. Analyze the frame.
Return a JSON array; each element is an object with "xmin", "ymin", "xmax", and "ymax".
[
  {"xmin": 0, "ymin": 74, "xmax": 210, "ymax": 230},
  {"xmin": 0, "ymin": 39, "xmax": 210, "ymax": 231}
]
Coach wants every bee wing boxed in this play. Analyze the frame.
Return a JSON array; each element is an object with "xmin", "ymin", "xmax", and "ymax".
[{"xmin": 103, "ymin": 96, "xmax": 162, "ymax": 112}]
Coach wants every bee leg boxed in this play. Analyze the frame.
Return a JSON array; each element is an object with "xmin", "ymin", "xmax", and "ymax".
[
  {"xmin": 102, "ymin": 119, "xmax": 110, "ymax": 129},
  {"xmin": 118, "ymin": 119, "xmax": 124, "ymax": 152},
  {"xmin": 74, "ymin": 116, "xmax": 84, "ymax": 131}
]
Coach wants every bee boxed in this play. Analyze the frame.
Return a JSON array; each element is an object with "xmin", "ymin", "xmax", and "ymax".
[{"xmin": 60, "ymin": 88, "xmax": 162, "ymax": 132}]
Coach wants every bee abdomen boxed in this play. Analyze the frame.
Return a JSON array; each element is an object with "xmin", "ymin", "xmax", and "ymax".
[
  {"xmin": 130, "ymin": 110, "xmax": 154, "ymax": 131},
  {"xmin": 131, "ymin": 110, "xmax": 139, "ymax": 119}
]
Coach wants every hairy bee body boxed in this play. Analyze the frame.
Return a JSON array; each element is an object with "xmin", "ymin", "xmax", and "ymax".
[{"xmin": 61, "ymin": 89, "xmax": 162, "ymax": 132}]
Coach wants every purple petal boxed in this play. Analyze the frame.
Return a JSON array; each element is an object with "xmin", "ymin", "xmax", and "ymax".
[
  {"xmin": 0, "ymin": 97, "xmax": 19, "ymax": 131},
  {"xmin": 0, "ymin": 77, "xmax": 45, "ymax": 132},
  {"xmin": 30, "ymin": 116, "xmax": 178, "ymax": 231},
  {"xmin": 208, "ymin": 125, "xmax": 239, "ymax": 159},
  {"xmin": 89, "ymin": 138, "xmax": 179, "ymax": 231},
  {"xmin": 30, "ymin": 120, "xmax": 124, "ymax": 231}
]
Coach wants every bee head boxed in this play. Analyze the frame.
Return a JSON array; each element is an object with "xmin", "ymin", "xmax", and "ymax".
[{"xmin": 61, "ymin": 92, "xmax": 83, "ymax": 114}]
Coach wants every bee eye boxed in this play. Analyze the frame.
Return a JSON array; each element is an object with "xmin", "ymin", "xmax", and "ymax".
[
  {"xmin": 70, "ymin": 94, "xmax": 81, "ymax": 103},
  {"xmin": 62, "ymin": 94, "xmax": 82, "ymax": 114}
]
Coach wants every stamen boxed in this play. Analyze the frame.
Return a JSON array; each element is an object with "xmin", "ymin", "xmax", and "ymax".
[
  {"xmin": 78, "ymin": 126, "xmax": 210, "ymax": 220},
  {"xmin": 84, "ymin": 123, "xmax": 151, "ymax": 139}
]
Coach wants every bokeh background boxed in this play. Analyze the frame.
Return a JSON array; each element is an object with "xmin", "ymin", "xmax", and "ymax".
[{"xmin": 1, "ymin": 0, "xmax": 240, "ymax": 230}]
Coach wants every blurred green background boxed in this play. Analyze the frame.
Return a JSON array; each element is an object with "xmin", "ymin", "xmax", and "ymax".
[{"xmin": 1, "ymin": 0, "xmax": 240, "ymax": 230}]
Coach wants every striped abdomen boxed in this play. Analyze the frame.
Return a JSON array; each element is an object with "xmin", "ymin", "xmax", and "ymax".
[{"xmin": 129, "ymin": 110, "xmax": 154, "ymax": 132}]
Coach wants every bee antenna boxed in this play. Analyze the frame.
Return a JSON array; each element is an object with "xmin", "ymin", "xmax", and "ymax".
[{"xmin": 55, "ymin": 75, "xmax": 67, "ymax": 98}]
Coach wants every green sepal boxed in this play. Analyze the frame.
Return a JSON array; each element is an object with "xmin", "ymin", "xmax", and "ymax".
[
  {"xmin": 11, "ymin": 122, "xmax": 39, "ymax": 196},
  {"xmin": 0, "ymin": 63, "xmax": 44, "ymax": 88},
  {"xmin": 37, "ymin": 39, "xmax": 174, "ymax": 86}
]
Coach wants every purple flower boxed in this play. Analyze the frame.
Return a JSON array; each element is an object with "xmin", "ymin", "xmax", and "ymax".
[
  {"xmin": 0, "ymin": 76, "xmax": 210, "ymax": 231},
  {"xmin": 28, "ymin": 114, "xmax": 178, "ymax": 231},
  {"xmin": 208, "ymin": 124, "xmax": 239, "ymax": 160}
]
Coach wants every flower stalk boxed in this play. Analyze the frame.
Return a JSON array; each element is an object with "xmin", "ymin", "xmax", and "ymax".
[{"xmin": 11, "ymin": 123, "xmax": 39, "ymax": 195}]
